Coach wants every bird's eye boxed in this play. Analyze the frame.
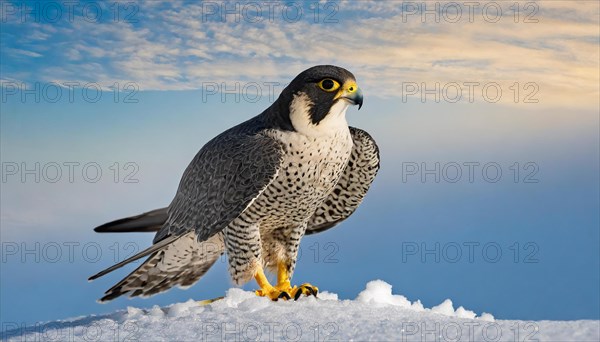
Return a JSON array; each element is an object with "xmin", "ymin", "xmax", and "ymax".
[{"xmin": 317, "ymin": 79, "xmax": 340, "ymax": 92}]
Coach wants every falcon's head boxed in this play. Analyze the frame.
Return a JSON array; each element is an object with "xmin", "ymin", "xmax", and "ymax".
[{"xmin": 269, "ymin": 65, "xmax": 363, "ymax": 136}]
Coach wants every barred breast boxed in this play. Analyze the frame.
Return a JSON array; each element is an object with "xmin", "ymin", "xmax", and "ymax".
[{"xmin": 258, "ymin": 128, "xmax": 353, "ymax": 225}]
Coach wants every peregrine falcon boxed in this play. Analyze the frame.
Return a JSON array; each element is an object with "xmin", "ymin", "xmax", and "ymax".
[{"xmin": 89, "ymin": 65, "xmax": 380, "ymax": 301}]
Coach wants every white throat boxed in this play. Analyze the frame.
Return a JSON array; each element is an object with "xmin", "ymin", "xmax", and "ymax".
[{"xmin": 289, "ymin": 93, "xmax": 350, "ymax": 137}]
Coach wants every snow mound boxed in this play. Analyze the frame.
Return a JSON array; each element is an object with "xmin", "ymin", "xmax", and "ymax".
[
  {"xmin": 2, "ymin": 280, "xmax": 598, "ymax": 341},
  {"xmin": 356, "ymin": 280, "xmax": 492, "ymax": 321}
]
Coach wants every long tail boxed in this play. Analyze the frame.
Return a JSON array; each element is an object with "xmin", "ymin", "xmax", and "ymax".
[
  {"xmin": 94, "ymin": 208, "xmax": 168, "ymax": 233},
  {"xmin": 93, "ymin": 232, "xmax": 225, "ymax": 302},
  {"xmin": 90, "ymin": 208, "xmax": 225, "ymax": 302},
  {"xmin": 88, "ymin": 234, "xmax": 181, "ymax": 281}
]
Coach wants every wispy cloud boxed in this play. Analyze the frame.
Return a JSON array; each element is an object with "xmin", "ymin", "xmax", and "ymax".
[
  {"xmin": 5, "ymin": 48, "xmax": 42, "ymax": 58},
  {"xmin": 1, "ymin": 0, "xmax": 598, "ymax": 106}
]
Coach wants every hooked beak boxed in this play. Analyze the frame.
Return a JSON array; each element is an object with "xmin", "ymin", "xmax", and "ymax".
[{"xmin": 340, "ymin": 82, "xmax": 363, "ymax": 110}]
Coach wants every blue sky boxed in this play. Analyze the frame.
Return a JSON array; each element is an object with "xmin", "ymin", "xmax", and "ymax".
[{"xmin": 1, "ymin": 0, "xmax": 599, "ymax": 328}]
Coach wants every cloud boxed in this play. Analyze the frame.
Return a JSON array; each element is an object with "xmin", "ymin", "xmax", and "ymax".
[
  {"xmin": 5, "ymin": 48, "xmax": 43, "ymax": 58},
  {"xmin": 1, "ymin": 0, "xmax": 598, "ymax": 107}
]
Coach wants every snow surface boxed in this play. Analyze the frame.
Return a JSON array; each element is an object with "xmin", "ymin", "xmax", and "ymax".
[{"xmin": 2, "ymin": 280, "xmax": 598, "ymax": 341}]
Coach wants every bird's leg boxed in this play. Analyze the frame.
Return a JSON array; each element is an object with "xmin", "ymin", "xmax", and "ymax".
[
  {"xmin": 255, "ymin": 225, "xmax": 317, "ymax": 301},
  {"xmin": 274, "ymin": 261, "xmax": 318, "ymax": 300},
  {"xmin": 254, "ymin": 266, "xmax": 291, "ymax": 300},
  {"xmin": 274, "ymin": 261, "xmax": 292, "ymax": 291},
  {"xmin": 253, "ymin": 263, "xmax": 318, "ymax": 301}
]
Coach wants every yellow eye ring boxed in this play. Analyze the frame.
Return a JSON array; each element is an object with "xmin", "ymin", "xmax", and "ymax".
[{"xmin": 317, "ymin": 78, "xmax": 341, "ymax": 92}]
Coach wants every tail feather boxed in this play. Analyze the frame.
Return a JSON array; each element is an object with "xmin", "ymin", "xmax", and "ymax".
[
  {"xmin": 94, "ymin": 208, "xmax": 168, "ymax": 233},
  {"xmin": 88, "ymin": 234, "xmax": 182, "ymax": 281},
  {"xmin": 97, "ymin": 232, "xmax": 225, "ymax": 302}
]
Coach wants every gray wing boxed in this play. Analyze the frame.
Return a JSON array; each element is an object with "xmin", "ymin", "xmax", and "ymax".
[
  {"xmin": 306, "ymin": 127, "xmax": 380, "ymax": 235},
  {"xmin": 154, "ymin": 127, "xmax": 284, "ymax": 243},
  {"xmin": 89, "ymin": 122, "xmax": 283, "ymax": 283}
]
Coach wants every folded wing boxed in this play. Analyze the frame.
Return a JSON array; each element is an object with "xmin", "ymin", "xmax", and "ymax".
[{"xmin": 306, "ymin": 127, "xmax": 380, "ymax": 235}]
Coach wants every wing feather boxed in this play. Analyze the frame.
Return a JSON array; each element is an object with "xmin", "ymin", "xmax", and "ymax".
[
  {"xmin": 90, "ymin": 120, "xmax": 283, "ymax": 282},
  {"xmin": 154, "ymin": 124, "xmax": 284, "ymax": 243},
  {"xmin": 306, "ymin": 127, "xmax": 380, "ymax": 234}
]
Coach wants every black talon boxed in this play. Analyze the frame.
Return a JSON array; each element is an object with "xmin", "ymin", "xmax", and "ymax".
[
  {"xmin": 278, "ymin": 291, "xmax": 291, "ymax": 300},
  {"xmin": 294, "ymin": 289, "xmax": 303, "ymax": 301},
  {"xmin": 306, "ymin": 287, "xmax": 316, "ymax": 296}
]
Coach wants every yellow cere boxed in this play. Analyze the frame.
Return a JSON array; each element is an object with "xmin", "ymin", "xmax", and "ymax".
[{"xmin": 345, "ymin": 82, "xmax": 358, "ymax": 93}]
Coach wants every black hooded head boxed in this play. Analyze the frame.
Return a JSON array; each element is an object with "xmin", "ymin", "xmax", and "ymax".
[{"xmin": 265, "ymin": 65, "xmax": 363, "ymax": 132}]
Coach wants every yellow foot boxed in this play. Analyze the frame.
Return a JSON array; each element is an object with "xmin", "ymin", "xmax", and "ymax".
[
  {"xmin": 290, "ymin": 283, "xmax": 319, "ymax": 300},
  {"xmin": 255, "ymin": 286, "xmax": 293, "ymax": 300},
  {"xmin": 254, "ymin": 264, "xmax": 318, "ymax": 301},
  {"xmin": 255, "ymin": 283, "xmax": 318, "ymax": 301}
]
